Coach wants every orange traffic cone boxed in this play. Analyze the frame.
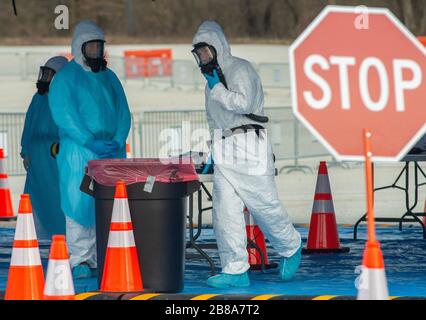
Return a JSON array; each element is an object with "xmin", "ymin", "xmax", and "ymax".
[
  {"xmin": 0, "ymin": 149, "xmax": 15, "ymax": 221},
  {"xmin": 5, "ymin": 194, "xmax": 44, "ymax": 300},
  {"xmin": 357, "ymin": 240, "xmax": 389, "ymax": 300},
  {"xmin": 244, "ymin": 207, "xmax": 277, "ymax": 270},
  {"xmin": 100, "ymin": 181, "xmax": 143, "ymax": 293},
  {"xmin": 303, "ymin": 161, "xmax": 349, "ymax": 254},
  {"xmin": 126, "ymin": 143, "xmax": 132, "ymax": 159},
  {"xmin": 43, "ymin": 235, "xmax": 75, "ymax": 300}
]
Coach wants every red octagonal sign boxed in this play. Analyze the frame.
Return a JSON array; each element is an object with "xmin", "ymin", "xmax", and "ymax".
[{"xmin": 289, "ymin": 6, "xmax": 426, "ymax": 161}]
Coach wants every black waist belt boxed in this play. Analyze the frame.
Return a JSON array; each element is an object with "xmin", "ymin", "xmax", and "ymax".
[
  {"xmin": 245, "ymin": 113, "xmax": 269, "ymax": 123},
  {"xmin": 222, "ymin": 124, "xmax": 266, "ymax": 139}
]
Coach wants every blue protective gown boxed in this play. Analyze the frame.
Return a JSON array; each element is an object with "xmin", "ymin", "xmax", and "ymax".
[
  {"xmin": 21, "ymin": 93, "xmax": 65, "ymax": 240},
  {"xmin": 48, "ymin": 59, "xmax": 131, "ymax": 228}
]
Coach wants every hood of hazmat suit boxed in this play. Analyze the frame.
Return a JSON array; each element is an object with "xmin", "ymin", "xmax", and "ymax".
[
  {"xmin": 72, "ymin": 20, "xmax": 106, "ymax": 72},
  {"xmin": 48, "ymin": 21, "xmax": 131, "ymax": 228},
  {"xmin": 45, "ymin": 56, "xmax": 69, "ymax": 72},
  {"xmin": 192, "ymin": 21, "xmax": 273, "ymax": 176},
  {"xmin": 36, "ymin": 56, "xmax": 69, "ymax": 95}
]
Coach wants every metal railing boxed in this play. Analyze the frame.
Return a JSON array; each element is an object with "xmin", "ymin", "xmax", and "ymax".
[
  {"xmin": 130, "ymin": 107, "xmax": 330, "ymax": 168},
  {"xmin": 0, "ymin": 51, "xmax": 291, "ymax": 91},
  {"xmin": 258, "ymin": 63, "xmax": 291, "ymax": 89},
  {"xmin": 0, "ymin": 52, "xmax": 24, "ymax": 79},
  {"xmin": 0, "ymin": 113, "xmax": 25, "ymax": 175},
  {"xmin": 170, "ymin": 60, "xmax": 204, "ymax": 90},
  {"xmin": 0, "ymin": 107, "xmax": 331, "ymax": 176}
]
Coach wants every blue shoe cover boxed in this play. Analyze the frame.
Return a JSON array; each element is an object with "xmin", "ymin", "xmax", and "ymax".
[
  {"xmin": 207, "ymin": 272, "xmax": 250, "ymax": 289},
  {"xmin": 72, "ymin": 264, "xmax": 92, "ymax": 279},
  {"xmin": 279, "ymin": 245, "xmax": 302, "ymax": 281},
  {"xmin": 90, "ymin": 267, "xmax": 98, "ymax": 278}
]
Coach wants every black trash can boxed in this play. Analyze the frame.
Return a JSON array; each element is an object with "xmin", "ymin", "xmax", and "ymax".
[{"xmin": 80, "ymin": 158, "xmax": 200, "ymax": 293}]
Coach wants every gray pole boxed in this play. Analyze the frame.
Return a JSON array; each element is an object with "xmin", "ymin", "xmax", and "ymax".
[{"xmin": 126, "ymin": 0, "xmax": 135, "ymax": 36}]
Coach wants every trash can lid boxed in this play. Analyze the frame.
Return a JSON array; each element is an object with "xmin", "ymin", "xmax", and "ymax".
[{"xmin": 86, "ymin": 158, "xmax": 199, "ymax": 186}]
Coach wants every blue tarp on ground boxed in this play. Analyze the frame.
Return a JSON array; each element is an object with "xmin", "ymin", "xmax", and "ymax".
[{"xmin": 1, "ymin": 226, "xmax": 425, "ymax": 296}]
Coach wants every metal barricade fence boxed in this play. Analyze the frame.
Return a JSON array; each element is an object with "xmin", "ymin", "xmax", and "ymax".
[
  {"xmin": 0, "ymin": 50, "xmax": 292, "ymax": 91},
  {"xmin": 131, "ymin": 109, "xmax": 209, "ymax": 158},
  {"xmin": 297, "ymin": 121, "xmax": 329, "ymax": 159},
  {"xmin": 0, "ymin": 113, "xmax": 26, "ymax": 175},
  {"xmin": 171, "ymin": 60, "xmax": 203, "ymax": 90},
  {"xmin": 0, "ymin": 107, "xmax": 331, "ymax": 176},
  {"xmin": 130, "ymin": 107, "xmax": 330, "ymax": 164},
  {"xmin": 0, "ymin": 112, "xmax": 140, "ymax": 176},
  {"xmin": 107, "ymin": 55, "xmax": 126, "ymax": 80},
  {"xmin": 1, "ymin": 53, "xmax": 149, "ymax": 82},
  {"xmin": 131, "ymin": 107, "xmax": 293, "ymax": 159},
  {"xmin": 264, "ymin": 107, "xmax": 295, "ymax": 160},
  {"xmin": 145, "ymin": 58, "xmax": 173, "ymax": 88},
  {"xmin": 0, "ymin": 53, "xmax": 24, "ymax": 79},
  {"xmin": 258, "ymin": 63, "xmax": 291, "ymax": 89}
]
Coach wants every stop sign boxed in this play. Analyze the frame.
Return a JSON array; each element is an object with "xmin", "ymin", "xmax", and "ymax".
[{"xmin": 289, "ymin": 6, "xmax": 426, "ymax": 161}]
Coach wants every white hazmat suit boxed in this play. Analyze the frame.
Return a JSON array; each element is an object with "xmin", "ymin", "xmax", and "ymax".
[{"xmin": 193, "ymin": 21, "xmax": 302, "ymax": 275}]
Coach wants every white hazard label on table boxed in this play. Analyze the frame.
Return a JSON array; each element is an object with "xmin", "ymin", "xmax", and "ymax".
[{"xmin": 143, "ymin": 176, "xmax": 156, "ymax": 193}]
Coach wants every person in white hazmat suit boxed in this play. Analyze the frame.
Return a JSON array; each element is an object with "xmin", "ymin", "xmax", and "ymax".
[{"xmin": 192, "ymin": 21, "xmax": 302, "ymax": 288}]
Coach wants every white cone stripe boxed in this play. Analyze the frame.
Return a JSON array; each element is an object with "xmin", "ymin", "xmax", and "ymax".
[
  {"xmin": 107, "ymin": 230, "xmax": 136, "ymax": 248},
  {"xmin": 14, "ymin": 213, "xmax": 37, "ymax": 240},
  {"xmin": 244, "ymin": 211, "xmax": 256, "ymax": 226},
  {"xmin": 312, "ymin": 200, "xmax": 335, "ymax": 213},
  {"xmin": 111, "ymin": 198, "xmax": 132, "ymax": 223},
  {"xmin": 0, "ymin": 177, "xmax": 9, "ymax": 188},
  {"xmin": 44, "ymin": 259, "xmax": 75, "ymax": 296},
  {"xmin": 315, "ymin": 174, "xmax": 332, "ymax": 194},
  {"xmin": 10, "ymin": 247, "xmax": 42, "ymax": 266},
  {"xmin": 357, "ymin": 267, "xmax": 389, "ymax": 300}
]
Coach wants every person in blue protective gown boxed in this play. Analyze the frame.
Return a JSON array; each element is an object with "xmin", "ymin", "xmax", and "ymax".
[
  {"xmin": 21, "ymin": 56, "xmax": 69, "ymax": 241},
  {"xmin": 48, "ymin": 20, "xmax": 131, "ymax": 279}
]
